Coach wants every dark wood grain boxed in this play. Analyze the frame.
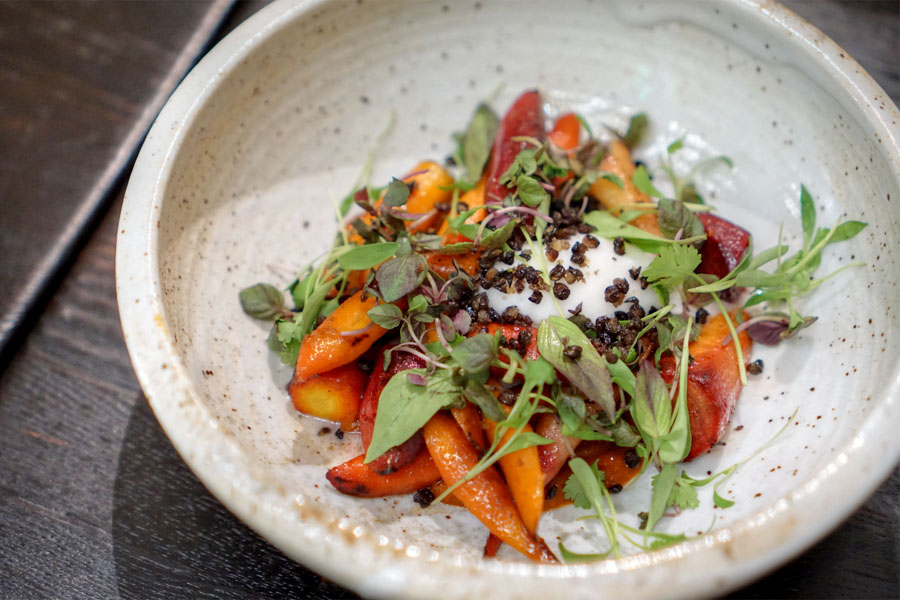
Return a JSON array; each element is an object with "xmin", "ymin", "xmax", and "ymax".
[
  {"xmin": 0, "ymin": 0, "xmax": 233, "ymax": 366},
  {"xmin": 0, "ymin": 1, "xmax": 896, "ymax": 599}
]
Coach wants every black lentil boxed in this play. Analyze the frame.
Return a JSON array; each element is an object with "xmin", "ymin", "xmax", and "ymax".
[
  {"xmin": 413, "ymin": 488, "xmax": 435, "ymax": 507},
  {"xmin": 563, "ymin": 345, "xmax": 582, "ymax": 360},
  {"xmin": 528, "ymin": 290, "xmax": 543, "ymax": 304},
  {"xmin": 613, "ymin": 237, "xmax": 625, "ymax": 255},
  {"xmin": 553, "ymin": 282, "xmax": 571, "ymax": 300},
  {"xmin": 695, "ymin": 307, "xmax": 709, "ymax": 324},
  {"xmin": 624, "ymin": 448, "xmax": 640, "ymax": 469}
]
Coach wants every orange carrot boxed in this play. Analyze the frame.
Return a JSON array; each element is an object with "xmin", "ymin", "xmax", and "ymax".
[
  {"xmin": 451, "ymin": 403, "xmax": 488, "ymax": 453},
  {"xmin": 483, "ymin": 412, "xmax": 544, "ymax": 534},
  {"xmin": 423, "ymin": 412, "xmax": 557, "ymax": 562},
  {"xmin": 589, "ymin": 139, "xmax": 649, "ymax": 215},
  {"xmin": 438, "ymin": 177, "xmax": 487, "ymax": 244},
  {"xmin": 288, "ymin": 363, "xmax": 368, "ymax": 431},
  {"xmin": 548, "ymin": 113, "xmax": 580, "ymax": 151},
  {"xmin": 404, "ymin": 161, "xmax": 454, "ymax": 233},
  {"xmin": 425, "ymin": 249, "xmax": 482, "ymax": 279},
  {"xmin": 325, "ymin": 450, "xmax": 440, "ymax": 497},
  {"xmin": 295, "ymin": 291, "xmax": 387, "ymax": 379}
]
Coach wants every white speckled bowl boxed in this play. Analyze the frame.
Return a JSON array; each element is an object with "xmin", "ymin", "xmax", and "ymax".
[{"xmin": 116, "ymin": 0, "xmax": 900, "ymax": 597}]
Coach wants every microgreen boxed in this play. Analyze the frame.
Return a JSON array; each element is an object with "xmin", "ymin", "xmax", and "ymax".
[
  {"xmin": 375, "ymin": 253, "xmax": 428, "ymax": 302},
  {"xmin": 582, "ymin": 210, "xmax": 706, "ymax": 253},
  {"xmin": 459, "ymin": 102, "xmax": 499, "ymax": 183},
  {"xmin": 622, "ymin": 113, "xmax": 648, "ymax": 149},
  {"xmin": 239, "ymin": 283, "xmax": 287, "ymax": 320}
]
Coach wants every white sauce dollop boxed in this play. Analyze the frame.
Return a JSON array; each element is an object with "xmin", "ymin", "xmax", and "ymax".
[{"xmin": 485, "ymin": 236, "xmax": 658, "ymax": 323}]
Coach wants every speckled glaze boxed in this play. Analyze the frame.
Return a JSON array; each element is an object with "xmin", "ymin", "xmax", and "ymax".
[{"xmin": 116, "ymin": 0, "xmax": 900, "ymax": 597}]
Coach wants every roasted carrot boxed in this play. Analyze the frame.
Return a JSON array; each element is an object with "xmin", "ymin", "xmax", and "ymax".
[
  {"xmin": 534, "ymin": 413, "xmax": 581, "ymax": 485},
  {"xmin": 548, "ymin": 113, "xmax": 580, "ymax": 151},
  {"xmin": 438, "ymin": 177, "xmax": 487, "ymax": 244},
  {"xmin": 483, "ymin": 533, "xmax": 503, "ymax": 558},
  {"xmin": 294, "ymin": 291, "xmax": 388, "ymax": 380},
  {"xmin": 451, "ymin": 403, "xmax": 488, "ymax": 453},
  {"xmin": 423, "ymin": 412, "xmax": 557, "ymax": 562},
  {"xmin": 659, "ymin": 312, "xmax": 752, "ymax": 460},
  {"xmin": 543, "ymin": 441, "xmax": 643, "ymax": 511},
  {"xmin": 288, "ymin": 362, "xmax": 368, "ymax": 431},
  {"xmin": 484, "ymin": 90, "xmax": 545, "ymax": 205},
  {"xmin": 589, "ymin": 139, "xmax": 648, "ymax": 215},
  {"xmin": 326, "ymin": 450, "xmax": 440, "ymax": 497},
  {"xmin": 483, "ymin": 411, "xmax": 544, "ymax": 534},
  {"xmin": 424, "ymin": 248, "xmax": 482, "ymax": 279},
  {"xmin": 405, "ymin": 161, "xmax": 454, "ymax": 233},
  {"xmin": 358, "ymin": 350, "xmax": 427, "ymax": 474}
]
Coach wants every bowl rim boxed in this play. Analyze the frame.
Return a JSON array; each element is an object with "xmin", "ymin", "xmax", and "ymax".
[{"xmin": 116, "ymin": 0, "xmax": 900, "ymax": 597}]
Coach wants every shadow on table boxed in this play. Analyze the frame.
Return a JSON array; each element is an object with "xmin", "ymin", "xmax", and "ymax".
[{"xmin": 111, "ymin": 396, "xmax": 360, "ymax": 600}]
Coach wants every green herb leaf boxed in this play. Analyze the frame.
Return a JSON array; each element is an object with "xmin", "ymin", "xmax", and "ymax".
[
  {"xmin": 800, "ymin": 185, "xmax": 816, "ymax": 250},
  {"xmin": 827, "ymin": 220, "xmax": 867, "ymax": 243},
  {"xmin": 516, "ymin": 174, "xmax": 550, "ymax": 207},
  {"xmin": 463, "ymin": 380, "xmax": 507, "ymax": 423},
  {"xmin": 479, "ymin": 219, "xmax": 517, "ymax": 249},
  {"xmin": 557, "ymin": 393, "xmax": 613, "ymax": 441},
  {"xmin": 582, "ymin": 210, "xmax": 689, "ymax": 254},
  {"xmin": 461, "ymin": 103, "xmax": 499, "ymax": 183},
  {"xmin": 240, "ymin": 283, "xmax": 286, "ymax": 320},
  {"xmin": 643, "ymin": 244, "xmax": 702, "ymax": 290},
  {"xmin": 604, "ymin": 357, "xmax": 635, "ymax": 397},
  {"xmin": 383, "ymin": 177, "xmax": 411, "ymax": 207},
  {"xmin": 564, "ymin": 457, "xmax": 606, "ymax": 510},
  {"xmin": 666, "ymin": 137, "xmax": 685, "ymax": 155},
  {"xmin": 537, "ymin": 316, "xmax": 616, "ymax": 422},
  {"xmin": 407, "ymin": 294, "xmax": 429, "ymax": 313},
  {"xmin": 366, "ymin": 303, "xmax": 403, "ymax": 329},
  {"xmin": 632, "ymin": 165, "xmax": 665, "ymax": 199},
  {"xmin": 647, "ymin": 463, "xmax": 677, "ymax": 531},
  {"xmin": 375, "ymin": 253, "xmax": 428, "ymax": 302},
  {"xmin": 498, "ymin": 148, "xmax": 538, "ymax": 186},
  {"xmin": 622, "ymin": 113, "xmax": 648, "ymax": 149},
  {"xmin": 669, "ymin": 472, "xmax": 700, "ymax": 510},
  {"xmin": 337, "ymin": 242, "xmax": 399, "ymax": 270},
  {"xmin": 713, "ymin": 489, "xmax": 735, "ymax": 508},
  {"xmin": 450, "ymin": 333, "xmax": 498, "ymax": 376},
  {"xmin": 657, "ymin": 198, "xmax": 705, "ymax": 241},
  {"xmin": 630, "ymin": 360, "xmax": 672, "ymax": 443},
  {"xmin": 365, "ymin": 368, "xmax": 461, "ymax": 463}
]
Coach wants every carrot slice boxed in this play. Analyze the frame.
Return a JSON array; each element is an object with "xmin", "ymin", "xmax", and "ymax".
[
  {"xmin": 483, "ymin": 414, "xmax": 544, "ymax": 534},
  {"xmin": 423, "ymin": 412, "xmax": 557, "ymax": 563},
  {"xmin": 548, "ymin": 113, "xmax": 580, "ymax": 151},
  {"xmin": 451, "ymin": 403, "xmax": 488, "ymax": 453},
  {"xmin": 295, "ymin": 291, "xmax": 387, "ymax": 379},
  {"xmin": 326, "ymin": 450, "xmax": 440, "ymax": 497}
]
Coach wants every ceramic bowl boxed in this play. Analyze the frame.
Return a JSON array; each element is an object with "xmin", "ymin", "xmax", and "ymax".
[{"xmin": 116, "ymin": 0, "xmax": 900, "ymax": 597}]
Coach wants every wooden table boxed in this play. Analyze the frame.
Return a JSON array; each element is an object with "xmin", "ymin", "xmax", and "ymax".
[{"xmin": 1, "ymin": 1, "xmax": 897, "ymax": 598}]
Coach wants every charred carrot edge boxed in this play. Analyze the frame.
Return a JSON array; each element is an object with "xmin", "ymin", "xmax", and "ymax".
[
  {"xmin": 483, "ymin": 533, "xmax": 503, "ymax": 558},
  {"xmin": 295, "ymin": 290, "xmax": 388, "ymax": 379},
  {"xmin": 451, "ymin": 403, "xmax": 488, "ymax": 453},
  {"xmin": 326, "ymin": 450, "xmax": 440, "ymax": 497},
  {"xmin": 483, "ymin": 413, "xmax": 544, "ymax": 534},
  {"xmin": 423, "ymin": 412, "xmax": 557, "ymax": 563}
]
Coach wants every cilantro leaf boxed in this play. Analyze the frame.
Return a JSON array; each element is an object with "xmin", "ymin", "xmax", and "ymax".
[{"xmin": 643, "ymin": 244, "xmax": 702, "ymax": 290}]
